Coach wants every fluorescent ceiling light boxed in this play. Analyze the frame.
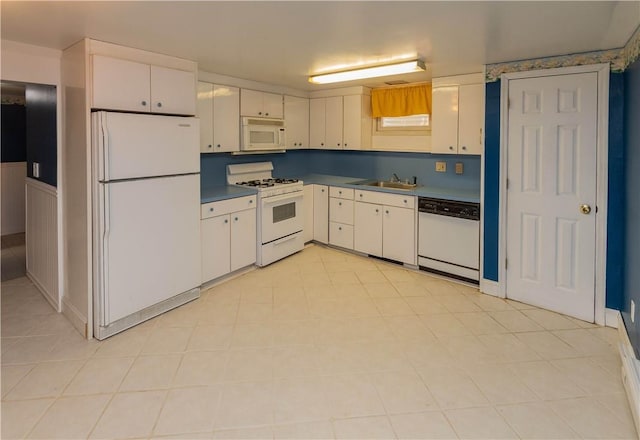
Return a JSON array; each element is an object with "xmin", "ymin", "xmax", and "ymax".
[{"xmin": 309, "ymin": 59, "xmax": 426, "ymax": 85}]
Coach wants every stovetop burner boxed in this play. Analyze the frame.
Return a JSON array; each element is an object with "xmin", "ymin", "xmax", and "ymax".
[
  {"xmin": 264, "ymin": 178, "xmax": 299, "ymax": 184},
  {"xmin": 236, "ymin": 178, "xmax": 299, "ymax": 188}
]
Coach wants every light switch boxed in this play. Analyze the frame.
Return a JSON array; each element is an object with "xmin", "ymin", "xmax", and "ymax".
[
  {"xmin": 455, "ymin": 162, "xmax": 464, "ymax": 174},
  {"xmin": 435, "ymin": 162, "xmax": 446, "ymax": 172},
  {"xmin": 32, "ymin": 162, "xmax": 40, "ymax": 178}
]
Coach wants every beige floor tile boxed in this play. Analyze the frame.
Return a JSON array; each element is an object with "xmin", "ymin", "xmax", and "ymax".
[
  {"xmin": 156, "ymin": 301, "xmax": 202, "ymax": 327},
  {"xmin": 553, "ymin": 328, "xmax": 617, "ymax": 356},
  {"xmin": 65, "ymin": 357, "xmax": 135, "ymax": 395},
  {"xmin": 272, "ymin": 319, "xmax": 317, "ymax": 346},
  {"xmin": 477, "ymin": 333, "xmax": 542, "ymax": 363},
  {"xmin": 370, "ymin": 370, "xmax": 438, "ymax": 414},
  {"xmin": 5, "ymin": 360, "xmax": 83, "ymax": 400},
  {"xmin": 373, "ymin": 297, "xmax": 416, "ymax": 316},
  {"xmin": 487, "ymin": 310, "xmax": 544, "ymax": 332},
  {"xmin": 416, "ymin": 364, "xmax": 490, "ymax": 410},
  {"xmin": 272, "ymin": 345, "xmax": 321, "ymax": 378},
  {"xmin": 93, "ymin": 327, "xmax": 151, "ymax": 358},
  {"xmin": 401, "ymin": 339, "xmax": 455, "ymax": 368},
  {"xmin": 301, "ymin": 272, "xmax": 333, "ymax": 287},
  {"xmin": 316, "ymin": 343, "xmax": 369, "ymax": 375},
  {"xmin": 405, "ymin": 296, "xmax": 449, "ymax": 315},
  {"xmin": 356, "ymin": 270, "xmax": 389, "ymax": 284},
  {"xmin": 322, "ymin": 374, "xmax": 386, "ymax": 419},
  {"xmin": 236, "ymin": 302, "xmax": 273, "ymax": 323},
  {"xmin": 197, "ymin": 301, "xmax": 239, "ymax": 326},
  {"xmin": 273, "ymin": 298, "xmax": 311, "ymax": 321},
  {"xmin": 26, "ymin": 312, "xmax": 76, "ymax": 336},
  {"xmin": 391, "ymin": 281, "xmax": 432, "ymax": 297},
  {"xmin": 1, "ymin": 363, "xmax": 35, "ymax": 397},
  {"xmin": 188, "ymin": 324, "xmax": 234, "ymax": 351},
  {"xmin": 230, "ymin": 322, "xmax": 274, "ymax": 348},
  {"xmin": 595, "ymin": 393, "xmax": 637, "ymax": 427},
  {"xmin": 224, "ymin": 348, "xmax": 274, "ymax": 382},
  {"xmin": 215, "ymin": 380, "xmax": 274, "ymax": 429},
  {"xmin": 445, "ymin": 407, "xmax": 517, "ymax": 439},
  {"xmin": 173, "ymin": 350, "xmax": 229, "ymax": 387},
  {"xmin": 28, "ymin": 394, "xmax": 111, "ymax": 439},
  {"xmin": 240, "ymin": 286, "xmax": 273, "ymax": 304},
  {"xmin": 467, "ymin": 364, "xmax": 538, "ymax": 405},
  {"xmin": 0, "ymin": 398, "xmax": 54, "ymax": 439},
  {"xmin": 90, "ymin": 390, "xmax": 166, "ymax": 439},
  {"xmin": 455, "ymin": 312, "xmax": 509, "ymax": 335},
  {"xmin": 364, "ymin": 282, "xmax": 401, "ymax": 298},
  {"xmin": 154, "ymin": 386, "xmax": 221, "ymax": 436},
  {"xmin": 1, "ymin": 334, "xmax": 59, "ymax": 364},
  {"xmin": 272, "ymin": 420, "xmax": 334, "ymax": 439},
  {"xmin": 422, "ymin": 313, "xmax": 472, "ymax": 337},
  {"xmin": 497, "ymin": 402, "xmax": 578, "ymax": 439},
  {"xmin": 141, "ymin": 327, "xmax": 193, "ymax": 354},
  {"xmin": 382, "ymin": 268, "xmax": 415, "ymax": 283},
  {"xmin": 213, "ymin": 426, "xmax": 274, "ymax": 439},
  {"xmin": 273, "ymin": 376, "xmax": 331, "ymax": 424},
  {"xmin": 333, "ymin": 415, "xmax": 396, "ymax": 439},
  {"xmin": 515, "ymin": 331, "xmax": 580, "ymax": 359},
  {"xmin": 548, "ymin": 397, "xmax": 638, "ymax": 439},
  {"xmin": 329, "ymin": 271, "xmax": 361, "ymax": 286},
  {"xmin": 522, "ymin": 308, "xmax": 582, "ymax": 330},
  {"xmin": 507, "ymin": 360, "xmax": 587, "ymax": 400},
  {"xmin": 45, "ymin": 330, "xmax": 101, "ymax": 361},
  {"xmin": 389, "ymin": 411, "xmax": 458, "ymax": 439},
  {"xmin": 441, "ymin": 334, "xmax": 501, "ymax": 365},
  {"xmin": 384, "ymin": 315, "xmax": 437, "ymax": 342},
  {"xmin": 551, "ymin": 357, "xmax": 625, "ymax": 395},
  {"xmin": 437, "ymin": 294, "xmax": 483, "ymax": 313},
  {"xmin": 120, "ymin": 354, "xmax": 182, "ymax": 391},
  {"xmin": 471, "ymin": 294, "xmax": 514, "ymax": 311},
  {"xmin": 339, "ymin": 297, "xmax": 381, "ymax": 318},
  {"xmin": 358, "ymin": 340, "xmax": 412, "ymax": 373}
]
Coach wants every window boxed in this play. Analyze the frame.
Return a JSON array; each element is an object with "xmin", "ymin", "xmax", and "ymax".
[{"xmin": 376, "ymin": 113, "xmax": 430, "ymax": 134}]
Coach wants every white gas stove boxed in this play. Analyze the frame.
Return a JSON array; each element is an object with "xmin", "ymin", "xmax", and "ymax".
[{"xmin": 227, "ymin": 162, "xmax": 304, "ymax": 266}]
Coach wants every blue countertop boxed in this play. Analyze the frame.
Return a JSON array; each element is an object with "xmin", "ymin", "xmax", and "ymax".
[
  {"xmin": 291, "ymin": 174, "xmax": 481, "ymax": 203},
  {"xmin": 201, "ymin": 185, "xmax": 258, "ymax": 204}
]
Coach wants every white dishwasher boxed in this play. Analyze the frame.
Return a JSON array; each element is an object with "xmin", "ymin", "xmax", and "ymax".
[{"xmin": 418, "ymin": 197, "xmax": 480, "ymax": 283}]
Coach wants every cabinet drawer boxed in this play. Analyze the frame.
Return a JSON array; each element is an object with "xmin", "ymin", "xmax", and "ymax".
[
  {"xmin": 329, "ymin": 186, "xmax": 354, "ymax": 200},
  {"xmin": 329, "ymin": 198, "xmax": 354, "ymax": 224},
  {"xmin": 354, "ymin": 190, "xmax": 415, "ymax": 209},
  {"xmin": 329, "ymin": 222, "xmax": 354, "ymax": 250},
  {"xmin": 201, "ymin": 195, "xmax": 256, "ymax": 219}
]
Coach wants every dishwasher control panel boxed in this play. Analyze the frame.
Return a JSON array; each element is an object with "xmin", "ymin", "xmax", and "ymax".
[{"xmin": 418, "ymin": 197, "xmax": 480, "ymax": 221}]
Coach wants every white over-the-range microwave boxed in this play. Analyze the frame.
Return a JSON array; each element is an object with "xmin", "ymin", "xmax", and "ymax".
[{"xmin": 241, "ymin": 117, "xmax": 286, "ymax": 152}]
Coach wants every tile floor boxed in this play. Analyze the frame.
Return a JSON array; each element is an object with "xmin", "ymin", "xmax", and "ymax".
[{"xmin": 1, "ymin": 243, "xmax": 637, "ymax": 439}]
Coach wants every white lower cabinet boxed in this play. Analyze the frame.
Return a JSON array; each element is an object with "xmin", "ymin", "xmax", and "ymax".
[
  {"xmin": 313, "ymin": 185, "xmax": 329, "ymax": 243},
  {"xmin": 201, "ymin": 195, "xmax": 256, "ymax": 283},
  {"xmin": 329, "ymin": 186, "xmax": 354, "ymax": 250},
  {"xmin": 303, "ymin": 185, "xmax": 314, "ymax": 242},
  {"xmin": 354, "ymin": 190, "xmax": 416, "ymax": 265},
  {"xmin": 329, "ymin": 222, "xmax": 354, "ymax": 249}
]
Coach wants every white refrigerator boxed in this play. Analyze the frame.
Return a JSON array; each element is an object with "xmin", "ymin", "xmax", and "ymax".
[{"xmin": 92, "ymin": 111, "xmax": 201, "ymax": 340}]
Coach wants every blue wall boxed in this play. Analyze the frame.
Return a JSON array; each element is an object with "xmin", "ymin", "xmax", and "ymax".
[
  {"xmin": 202, "ymin": 149, "xmax": 481, "ymax": 191},
  {"xmin": 25, "ymin": 84, "xmax": 57, "ymax": 187},
  {"xmin": 623, "ymin": 57, "xmax": 640, "ymax": 354},
  {"xmin": 1, "ymin": 104, "xmax": 26, "ymax": 163},
  {"xmin": 481, "ymin": 74, "xmax": 627, "ymax": 311}
]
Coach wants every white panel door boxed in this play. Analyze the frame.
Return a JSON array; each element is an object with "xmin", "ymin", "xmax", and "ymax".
[
  {"xmin": 201, "ymin": 215, "xmax": 231, "ymax": 283},
  {"xmin": 313, "ymin": 185, "xmax": 329, "ymax": 243},
  {"xmin": 303, "ymin": 185, "xmax": 314, "ymax": 242},
  {"xmin": 383, "ymin": 206, "xmax": 416, "ymax": 265},
  {"xmin": 431, "ymin": 86, "xmax": 459, "ymax": 154},
  {"xmin": 309, "ymin": 98, "xmax": 326, "ymax": 148},
  {"xmin": 325, "ymin": 96, "xmax": 344, "ymax": 149},
  {"xmin": 230, "ymin": 208, "xmax": 257, "ymax": 271},
  {"xmin": 92, "ymin": 55, "xmax": 150, "ymax": 113},
  {"xmin": 99, "ymin": 174, "xmax": 201, "ymax": 324},
  {"xmin": 458, "ymin": 83, "xmax": 484, "ymax": 155},
  {"xmin": 95, "ymin": 112, "xmax": 199, "ymax": 180},
  {"xmin": 197, "ymin": 82, "xmax": 214, "ymax": 153},
  {"xmin": 150, "ymin": 65, "xmax": 196, "ymax": 115},
  {"xmin": 240, "ymin": 89, "xmax": 263, "ymax": 117},
  {"xmin": 213, "ymin": 84, "xmax": 240, "ymax": 152},
  {"xmin": 506, "ymin": 72, "xmax": 597, "ymax": 321},
  {"xmin": 354, "ymin": 202, "xmax": 383, "ymax": 257},
  {"xmin": 263, "ymin": 92, "xmax": 284, "ymax": 118},
  {"xmin": 285, "ymin": 95, "xmax": 310, "ymax": 149}
]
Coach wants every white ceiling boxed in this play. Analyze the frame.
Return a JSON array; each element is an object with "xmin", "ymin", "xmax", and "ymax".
[{"xmin": 2, "ymin": 1, "xmax": 639, "ymax": 91}]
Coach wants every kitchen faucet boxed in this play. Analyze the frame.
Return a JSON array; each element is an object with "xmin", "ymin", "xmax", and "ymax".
[{"xmin": 391, "ymin": 173, "xmax": 401, "ymax": 182}]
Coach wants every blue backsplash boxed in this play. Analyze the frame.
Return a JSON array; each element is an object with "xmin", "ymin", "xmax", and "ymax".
[{"xmin": 201, "ymin": 149, "xmax": 481, "ymax": 191}]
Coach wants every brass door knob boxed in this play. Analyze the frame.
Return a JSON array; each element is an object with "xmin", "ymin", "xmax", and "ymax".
[{"xmin": 580, "ymin": 204, "xmax": 592, "ymax": 215}]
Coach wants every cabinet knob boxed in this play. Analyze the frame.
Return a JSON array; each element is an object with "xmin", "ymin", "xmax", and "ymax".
[
  {"xmin": 337, "ymin": 143, "xmax": 341, "ymax": 146},
  {"xmin": 339, "ymin": 202, "xmax": 342, "ymax": 206},
  {"xmin": 258, "ymin": 111, "xmax": 262, "ymax": 115},
  {"xmin": 321, "ymin": 189, "xmax": 325, "ymax": 192},
  {"xmin": 209, "ymin": 207, "xmax": 214, "ymax": 212},
  {"xmin": 141, "ymin": 100, "xmax": 147, "ymax": 106},
  {"xmin": 207, "ymin": 144, "xmax": 212, "ymax": 149},
  {"xmin": 462, "ymin": 146, "xmax": 467, "ymax": 150},
  {"xmin": 359, "ymin": 194, "xmax": 363, "ymax": 198},
  {"xmin": 375, "ymin": 209, "xmax": 379, "ymax": 213},
  {"xmin": 449, "ymin": 146, "xmax": 454, "ymax": 150},
  {"xmin": 344, "ymin": 143, "xmax": 348, "ymax": 147},
  {"xmin": 217, "ymin": 144, "xmax": 221, "ymax": 148},
  {"xmin": 234, "ymin": 217, "xmax": 238, "ymax": 221},
  {"xmin": 403, "ymin": 199, "xmax": 407, "ymax": 203},
  {"xmin": 338, "ymin": 226, "xmax": 342, "ymax": 231},
  {"xmin": 338, "ymin": 191, "xmax": 342, "ymax": 194},
  {"xmin": 321, "ymin": 143, "xmax": 324, "ymax": 146},
  {"xmin": 265, "ymin": 112, "xmax": 269, "ymax": 116},
  {"xmin": 249, "ymin": 200, "xmax": 253, "ymax": 204},
  {"xmin": 224, "ymin": 219, "xmax": 228, "ymax": 224},
  {"xmin": 157, "ymin": 102, "xmax": 162, "ymax": 108},
  {"xmin": 385, "ymin": 210, "xmax": 389, "ymax": 214}
]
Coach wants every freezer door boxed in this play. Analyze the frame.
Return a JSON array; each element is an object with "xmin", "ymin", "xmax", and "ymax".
[
  {"xmin": 96, "ymin": 174, "xmax": 201, "ymax": 325},
  {"xmin": 93, "ymin": 111, "xmax": 199, "ymax": 181}
]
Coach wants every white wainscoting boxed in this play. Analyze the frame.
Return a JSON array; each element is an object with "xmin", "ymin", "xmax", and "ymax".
[
  {"xmin": 25, "ymin": 177, "xmax": 59, "ymax": 311},
  {"xmin": 1, "ymin": 162, "xmax": 27, "ymax": 236}
]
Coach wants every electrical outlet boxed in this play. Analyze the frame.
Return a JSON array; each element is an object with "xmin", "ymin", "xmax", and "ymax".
[
  {"xmin": 455, "ymin": 162, "xmax": 464, "ymax": 174},
  {"xmin": 632, "ymin": 300, "xmax": 636, "ymax": 323},
  {"xmin": 435, "ymin": 161, "xmax": 446, "ymax": 172},
  {"xmin": 32, "ymin": 162, "xmax": 40, "ymax": 178}
]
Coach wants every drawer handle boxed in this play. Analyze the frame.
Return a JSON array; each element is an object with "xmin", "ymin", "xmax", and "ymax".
[
  {"xmin": 404, "ymin": 199, "xmax": 407, "ymax": 203},
  {"xmin": 249, "ymin": 200, "xmax": 253, "ymax": 204},
  {"xmin": 462, "ymin": 146, "xmax": 467, "ymax": 150},
  {"xmin": 375, "ymin": 209, "xmax": 379, "ymax": 213},
  {"xmin": 207, "ymin": 144, "xmax": 212, "ymax": 149},
  {"xmin": 449, "ymin": 146, "xmax": 454, "ymax": 150},
  {"xmin": 321, "ymin": 189, "xmax": 325, "ymax": 192},
  {"xmin": 338, "ymin": 226, "xmax": 342, "ymax": 231},
  {"xmin": 157, "ymin": 102, "xmax": 162, "ymax": 108},
  {"xmin": 141, "ymin": 100, "xmax": 147, "ymax": 106},
  {"xmin": 224, "ymin": 219, "xmax": 228, "ymax": 224},
  {"xmin": 339, "ymin": 191, "xmax": 342, "ymax": 194},
  {"xmin": 234, "ymin": 217, "xmax": 238, "ymax": 221},
  {"xmin": 339, "ymin": 202, "xmax": 342, "ymax": 206},
  {"xmin": 209, "ymin": 207, "xmax": 214, "ymax": 212},
  {"xmin": 385, "ymin": 210, "xmax": 389, "ymax": 214},
  {"xmin": 217, "ymin": 144, "xmax": 221, "ymax": 148}
]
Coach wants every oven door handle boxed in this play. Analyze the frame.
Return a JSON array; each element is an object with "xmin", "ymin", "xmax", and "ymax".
[{"xmin": 261, "ymin": 192, "xmax": 303, "ymax": 205}]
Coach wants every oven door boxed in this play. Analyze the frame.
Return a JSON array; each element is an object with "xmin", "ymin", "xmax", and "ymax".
[{"xmin": 261, "ymin": 191, "xmax": 304, "ymax": 244}]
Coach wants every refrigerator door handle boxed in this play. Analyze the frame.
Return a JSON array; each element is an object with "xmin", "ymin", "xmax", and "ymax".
[
  {"xmin": 101, "ymin": 183, "xmax": 111, "ymax": 324},
  {"xmin": 102, "ymin": 116, "xmax": 110, "ymax": 182}
]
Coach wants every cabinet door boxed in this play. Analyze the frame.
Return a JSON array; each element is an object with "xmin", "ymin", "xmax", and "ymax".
[
  {"xmin": 197, "ymin": 82, "xmax": 214, "ymax": 153},
  {"xmin": 240, "ymin": 89, "xmax": 264, "ymax": 117},
  {"xmin": 150, "ymin": 65, "xmax": 196, "ymax": 115},
  {"xmin": 329, "ymin": 222, "xmax": 354, "ymax": 250},
  {"xmin": 263, "ymin": 92, "xmax": 284, "ymax": 118},
  {"xmin": 343, "ymin": 94, "xmax": 362, "ymax": 150},
  {"xmin": 92, "ymin": 55, "xmax": 150, "ymax": 112},
  {"xmin": 303, "ymin": 185, "xmax": 314, "ymax": 242},
  {"xmin": 383, "ymin": 206, "xmax": 416, "ymax": 265},
  {"xmin": 329, "ymin": 198, "xmax": 354, "ymax": 224},
  {"xmin": 284, "ymin": 95, "xmax": 309, "ymax": 149},
  {"xmin": 230, "ymin": 208, "xmax": 256, "ymax": 271},
  {"xmin": 354, "ymin": 202, "xmax": 383, "ymax": 257},
  {"xmin": 458, "ymin": 83, "xmax": 484, "ymax": 155},
  {"xmin": 325, "ymin": 96, "xmax": 344, "ymax": 149},
  {"xmin": 431, "ymin": 86, "xmax": 459, "ymax": 154},
  {"xmin": 309, "ymin": 98, "xmax": 326, "ymax": 148},
  {"xmin": 213, "ymin": 84, "xmax": 240, "ymax": 152},
  {"xmin": 313, "ymin": 185, "xmax": 329, "ymax": 243},
  {"xmin": 201, "ymin": 215, "xmax": 231, "ymax": 283}
]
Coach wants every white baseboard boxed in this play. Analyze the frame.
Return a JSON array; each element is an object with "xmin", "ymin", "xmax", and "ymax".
[
  {"xmin": 26, "ymin": 271, "xmax": 59, "ymax": 312},
  {"xmin": 480, "ymin": 278, "xmax": 501, "ymax": 297},
  {"xmin": 62, "ymin": 296, "xmax": 88, "ymax": 338},
  {"xmin": 606, "ymin": 308, "xmax": 620, "ymax": 328},
  {"xmin": 618, "ymin": 312, "xmax": 640, "ymax": 439}
]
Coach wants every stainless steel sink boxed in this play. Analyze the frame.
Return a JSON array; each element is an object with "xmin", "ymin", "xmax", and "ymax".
[{"xmin": 356, "ymin": 180, "xmax": 418, "ymax": 190}]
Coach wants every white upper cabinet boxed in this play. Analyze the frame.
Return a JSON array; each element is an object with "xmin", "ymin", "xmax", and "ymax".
[
  {"xmin": 241, "ymin": 89, "xmax": 283, "ymax": 118},
  {"xmin": 198, "ymin": 82, "xmax": 240, "ymax": 153},
  {"xmin": 309, "ymin": 92, "xmax": 371, "ymax": 150},
  {"xmin": 91, "ymin": 55, "xmax": 196, "ymax": 116},
  {"xmin": 431, "ymin": 74, "xmax": 484, "ymax": 155},
  {"xmin": 284, "ymin": 95, "xmax": 309, "ymax": 149}
]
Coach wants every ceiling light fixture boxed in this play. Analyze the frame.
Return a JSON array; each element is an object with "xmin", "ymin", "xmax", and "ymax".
[{"xmin": 309, "ymin": 59, "xmax": 426, "ymax": 85}]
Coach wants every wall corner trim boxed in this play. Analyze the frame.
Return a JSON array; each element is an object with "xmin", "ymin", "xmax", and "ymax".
[
  {"xmin": 479, "ymin": 278, "xmax": 500, "ymax": 297},
  {"xmin": 62, "ymin": 296, "xmax": 88, "ymax": 339}
]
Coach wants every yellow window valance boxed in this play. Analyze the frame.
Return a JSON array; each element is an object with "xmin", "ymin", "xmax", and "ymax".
[{"xmin": 371, "ymin": 84, "xmax": 432, "ymax": 118}]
